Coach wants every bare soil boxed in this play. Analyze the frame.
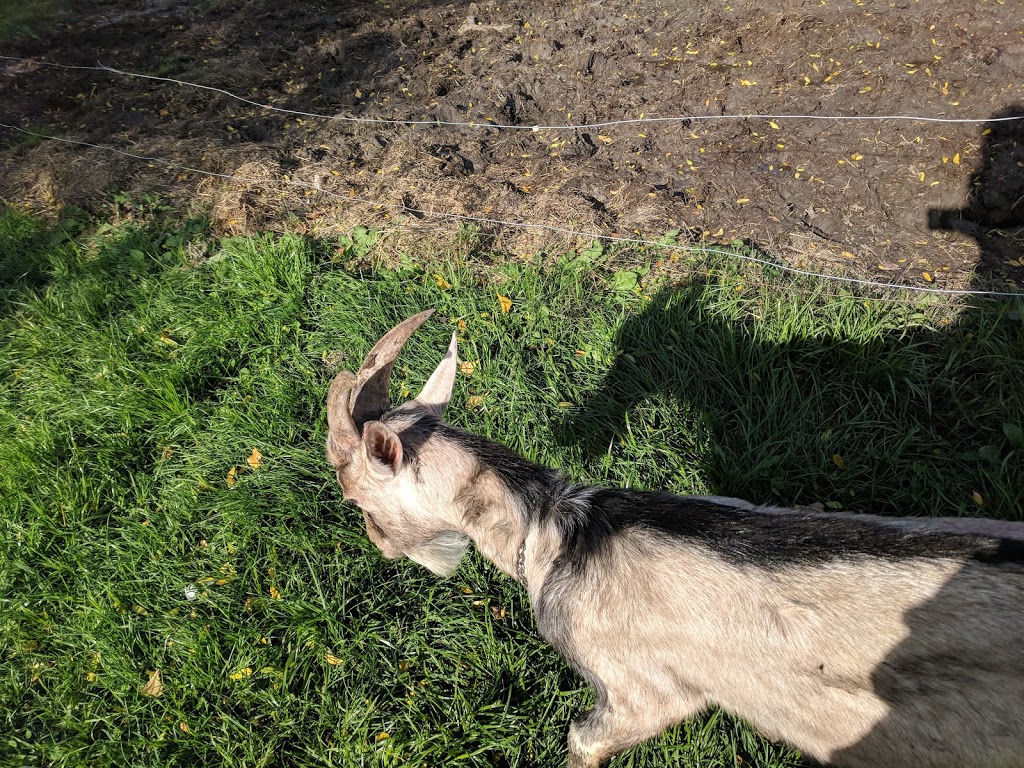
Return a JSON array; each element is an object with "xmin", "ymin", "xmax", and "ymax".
[{"xmin": 2, "ymin": 0, "xmax": 1022, "ymax": 290}]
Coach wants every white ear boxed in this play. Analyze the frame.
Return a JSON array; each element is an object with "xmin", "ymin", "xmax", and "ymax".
[{"xmin": 414, "ymin": 332, "xmax": 458, "ymax": 417}]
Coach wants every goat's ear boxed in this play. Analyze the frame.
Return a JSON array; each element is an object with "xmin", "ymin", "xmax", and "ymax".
[
  {"xmin": 413, "ymin": 332, "xmax": 457, "ymax": 418},
  {"xmin": 362, "ymin": 420, "xmax": 403, "ymax": 475}
]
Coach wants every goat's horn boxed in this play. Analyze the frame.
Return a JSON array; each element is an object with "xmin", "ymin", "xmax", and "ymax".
[
  {"xmin": 326, "ymin": 370, "xmax": 360, "ymax": 461},
  {"xmin": 351, "ymin": 309, "xmax": 435, "ymax": 426}
]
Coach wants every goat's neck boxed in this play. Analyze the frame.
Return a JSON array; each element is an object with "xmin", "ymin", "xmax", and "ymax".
[
  {"xmin": 454, "ymin": 467, "xmax": 565, "ymax": 600},
  {"xmin": 456, "ymin": 471, "xmax": 528, "ymax": 579}
]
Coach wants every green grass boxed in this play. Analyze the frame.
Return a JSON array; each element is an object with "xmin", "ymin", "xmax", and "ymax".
[
  {"xmin": 1, "ymin": 205, "xmax": 1022, "ymax": 767},
  {"xmin": 0, "ymin": 0, "xmax": 69, "ymax": 43}
]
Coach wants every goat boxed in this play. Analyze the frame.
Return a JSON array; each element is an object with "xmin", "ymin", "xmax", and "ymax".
[{"xmin": 325, "ymin": 309, "xmax": 1024, "ymax": 768}]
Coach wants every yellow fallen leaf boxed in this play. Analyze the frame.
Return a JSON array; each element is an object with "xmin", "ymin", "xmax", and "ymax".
[
  {"xmin": 851, "ymin": 153, "xmax": 863, "ymax": 161},
  {"xmin": 497, "ymin": 293, "xmax": 512, "ymax": 313},
  {"xmin": 972, "ymin": 491, "xmax": 984, "ymax": 506},
  {"xmin": 179, "ymin": 722, "xmax": 190, "ymax": 733},
  {"xmin": 247, "ymin": 448, "xmax": 262, "ymax": 470},
  {"xmin": 736, "ymin": 197, "xmax": 750, "ymax": 204},
  {"xmin": 226, "ymin": 466, "xmax": 237, "ymax": 487},
  {"xmin": 467, "ymin": 395, "xmax": 484, "ymax": 408},
  {"xmin": 922, "ymin": 271, "xmax": 933, "ymax": 282},
  {"xmin": 375, "ymin": 732, "xmax": 390, "ymax": 743},
  {"xmin": 433, "ymin": 273, "xmax": 452, "ymax": 289},
  {"xmin": 457, "ymin": 318, "xmax": 467, "ymax": 332},
  {"xmin": 597, "ymin": 134, "xmax": 613, "ymax": 144},
  {"xmin": 738, "ymin": 79, "xmax": 757, "ymax": 86},
  {"xmin": 918, "ymin": 172, "xmax": 926, "ymax": 182},
  {"xmin": 269, "ymin": 585, "xmax": 281, "ymax": 600},
  {"xmin": 832, "ymin": 454, "xmax": 846, "ymax": 469},
  {"xmin": 325, "ymin": 654, "xmax": 344, "ymax": 666},
  {"xmin": 229, "ymin": 667, "xmax": 253, "ymax": 681},
  {"xmin": 952, "ymin": 153, "xmax": 960, "ymax": 165},
  {"xmin": 459, "ymin": 360, "xmax": 477, "ymax": 376},
  {"xmin": 768, "ymin": 120, "xmax": 780, "ymax": 129},
  {"xmin": 141, "ymin": 669, "xmax": 163, "ymax": 697}
]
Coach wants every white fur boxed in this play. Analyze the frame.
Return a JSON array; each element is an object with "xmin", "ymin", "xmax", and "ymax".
[{"xmin": 405, "ymin": 531, "xmax": 472, "ymax": 577}]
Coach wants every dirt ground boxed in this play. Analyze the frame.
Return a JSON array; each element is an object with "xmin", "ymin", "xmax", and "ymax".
[{"xmin": 1, "ymin": 0, "xmax": 1023, "ymax": 290}]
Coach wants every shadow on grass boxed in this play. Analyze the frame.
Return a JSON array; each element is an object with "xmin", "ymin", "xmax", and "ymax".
[
  {"xmin": 563, "ymin": 107, "xmax": 1024, "ymax": 517},
  {"xmin": 558, "ymin": 109, "xmax": 1024, "ymax": 766},
  {"xmin": 0, "ymin": 206, "xmax": 203, "ymax": 317}
]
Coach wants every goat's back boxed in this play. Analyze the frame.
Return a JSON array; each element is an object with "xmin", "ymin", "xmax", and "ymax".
[{"xmin": 538, "ymin": 493, "xmax": 1024, "ymax": 768}]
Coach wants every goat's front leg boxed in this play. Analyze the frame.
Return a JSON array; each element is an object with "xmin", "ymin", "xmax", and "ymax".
[{"xmin": 566, "ymin": 686, "xmax": 705, "ymax": 768}]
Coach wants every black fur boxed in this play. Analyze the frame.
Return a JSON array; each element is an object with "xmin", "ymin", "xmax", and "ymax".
[{"xmin": 572, "ymin": 489, "xmax": 1024, "ymax": 572}]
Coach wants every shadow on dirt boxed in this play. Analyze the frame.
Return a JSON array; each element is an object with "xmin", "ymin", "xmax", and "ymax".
[
  {"xmin": 1, "ymin": 0, "xmax": 473, "ymax": 124},
  {"xmin": 929, "ymin": 104, "xmax": 1024, "ymax": 280},
  {"xmin": 559, "ymin": 109, "xmax": 1024, "ymax": 765}
]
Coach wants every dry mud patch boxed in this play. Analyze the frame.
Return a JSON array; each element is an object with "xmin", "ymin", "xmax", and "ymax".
[{"xmin": 1, "ymin": 0, "xmax": 1022, "ymax": 290}]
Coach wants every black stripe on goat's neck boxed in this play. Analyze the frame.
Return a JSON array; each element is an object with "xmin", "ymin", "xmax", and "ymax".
[
  {"xmin": 383, "ymin": 408, "xmax": 1024, "ymax": 571},
  {"xmin": 432, "ymin": 422, "xmax": 587, "ymax": 529}
]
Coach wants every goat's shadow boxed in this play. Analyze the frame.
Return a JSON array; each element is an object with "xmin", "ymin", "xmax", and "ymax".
[{"xmin": 558, "ymin": 108, "xmax": 1024, "ymax": 765}]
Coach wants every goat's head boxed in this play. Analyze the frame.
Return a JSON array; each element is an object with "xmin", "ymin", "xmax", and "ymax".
[{"xmin": 326, "ymin": 309, "xmax": 470, "ymax": 576}]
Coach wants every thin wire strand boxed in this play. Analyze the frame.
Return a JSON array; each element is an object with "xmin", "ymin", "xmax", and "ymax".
[
  {"xmin": 0, "ymin": 56, "xmax": 101, "ymax": 71},
  {"xmin": 2, "ymin": 55, "xmax": 1022, "ymax": 131},
  {"xmin": 2, "ymin": 120, "xmax": 1021, "ymax": 299}
]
